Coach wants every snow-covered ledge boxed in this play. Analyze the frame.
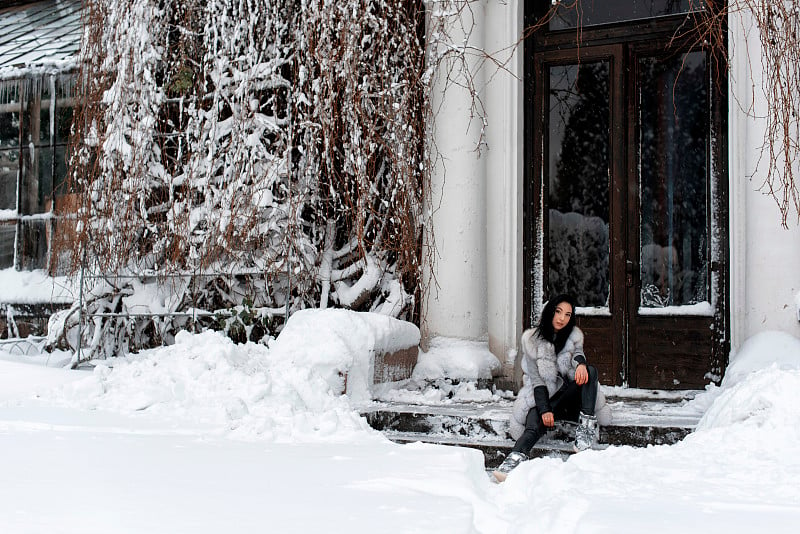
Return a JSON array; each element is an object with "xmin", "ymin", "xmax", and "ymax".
[{"xmin": 0, "ymin": 269, "xmax": 76, "ymax": 338}]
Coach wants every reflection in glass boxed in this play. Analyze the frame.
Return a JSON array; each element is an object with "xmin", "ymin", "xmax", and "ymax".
[
  {"xmin": 0, "ymin": 149, "xmax": 19, "ymax": 210},
  {"xmin": 0, "ymin": 74, "xmax": 76, "ymax": 270},
  {"xmin": 0, "ymin": 111, "xmax": 20, "ymax": 149},
  {"xmin": 38, "ymin": 101, "xmax": 51, "ymax": 144},
  {"xmin": 38, "ymin": 145, "xmax": 54, "ymax": 210},
  {"xmin": 639, "ymin": 52, "xmax": 709, "ymax": 307},
  {"xmin": 19, "ymin": 219, "xmax": 48, "ymax": 270},
  {"xmin": 549, "ymin": 0, "xmax": 698, "ymax": 30},
  {"xmin": 547, "ymin": 62, "xmax": 610, "ymax": 307},
  {"xmin": 0, "ymin": 222, "xmax": 15, "ymax": 268},
  {"xmin": 56, "ymin": 106, "xmax": 73, "ymax": 144}
]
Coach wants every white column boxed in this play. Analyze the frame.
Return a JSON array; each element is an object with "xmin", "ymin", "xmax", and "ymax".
[
  {"xmin": 422, "ymin": 1, "xmax": 488, "ymax": 343},
  {"xmin": 728, "ymin": 6, "xmax": 751, "ymax": 352},
  {"xmin": 483, "ymin": 0, "xmax": 524, "ymax": 376}
]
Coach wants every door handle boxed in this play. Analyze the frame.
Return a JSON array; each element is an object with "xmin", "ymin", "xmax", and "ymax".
[{"xmin": 626, "ymin": 260, "xmax": 636, "ymax": 287}]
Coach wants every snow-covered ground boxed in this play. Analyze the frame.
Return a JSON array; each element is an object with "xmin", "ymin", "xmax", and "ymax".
[{"xmin": 2, "ymin": 311, "xmax": 800, "ymax": 533}]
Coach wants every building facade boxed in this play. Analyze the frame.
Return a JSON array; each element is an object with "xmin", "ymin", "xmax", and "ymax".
[
  {"xmin": 3, "ymin": 1, "xmax": 799, "ymax": 390},
  {"xmin": 424, "ymin": 1, "xmax": 800, "ymax": 389},
  {"xmin": 0, "ymin": 0, "xmax": 79, "ymax": 336},
  {"xmin": 0, "ymin": 0, "xmax": 79, "ymax": 273}
]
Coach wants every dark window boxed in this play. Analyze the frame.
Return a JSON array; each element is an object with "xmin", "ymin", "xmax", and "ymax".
[
  {"xmin": 639, "ymin": 51, "xmax": 709, "ymax": 307},
  {"xmin": 0, "ymin": 74, "xmax": 75, "ymax": 270},
  {"xmin": 547, "ymin": 61, "xmax": 611, "ymax": 307}
]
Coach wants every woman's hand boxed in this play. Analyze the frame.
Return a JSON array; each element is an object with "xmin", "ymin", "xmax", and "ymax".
[
  {"xmin": 575, "ymin": 364, "xmax": 588, "ymax": 386},
  {"xmin": 541, "ymin": 411, "xmax": 555, "ymax": 427}
]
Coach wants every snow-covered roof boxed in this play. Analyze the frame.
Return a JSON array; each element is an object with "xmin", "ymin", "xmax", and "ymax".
[{"xmin": 0, "ymin": 0, "xmax": 81, "ymax": 70}]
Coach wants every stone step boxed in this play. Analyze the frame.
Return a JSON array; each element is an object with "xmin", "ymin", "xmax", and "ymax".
[{"xmin": 362, "ymin": 389, "xmax": 703, "ymax": 468}]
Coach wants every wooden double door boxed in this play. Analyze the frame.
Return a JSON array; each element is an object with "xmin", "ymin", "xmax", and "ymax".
[{"xmin": 525, "ymin": 12, "xmax": 729, "ymax": 389}]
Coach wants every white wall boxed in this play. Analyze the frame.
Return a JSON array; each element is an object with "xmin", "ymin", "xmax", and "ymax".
[{"xmin": 729, "ymin": 7, "xmax": 800, "ymax": 352}]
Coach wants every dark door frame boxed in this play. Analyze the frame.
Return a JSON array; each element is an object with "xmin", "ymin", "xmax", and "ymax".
[{"xmin": 522, "ymin": 2, "xmax": 730, "ymax": 388}]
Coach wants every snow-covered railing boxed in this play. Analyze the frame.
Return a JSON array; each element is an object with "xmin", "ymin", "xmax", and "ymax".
[
  {"xmin": 51, "ymin": 270, "xmax": 298, "ymax": 367},
  {"xmin": 0, "ymin": 336, "xmax": 47, "ymax": 356}
]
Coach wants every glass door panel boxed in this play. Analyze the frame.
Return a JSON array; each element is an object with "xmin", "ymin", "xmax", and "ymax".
[
  {"xmin": 638, "ymin": 51, "xmax": 709, "ymax": 311},
  {"xmin": 547, "ymin": 61, "xmax": 610, "ymax": 308}
]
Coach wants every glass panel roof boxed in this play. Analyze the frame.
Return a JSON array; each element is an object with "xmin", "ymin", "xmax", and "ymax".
[{"xmin": 0, "ymin": 1, "xmax": 81, "ymax": 71}]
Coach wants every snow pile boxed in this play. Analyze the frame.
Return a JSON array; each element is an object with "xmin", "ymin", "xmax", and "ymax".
[
  {"xmin": 653, "ymin": 330, "xmax": 800, "ymax": 423},
  {"xmin": 44, "ymin": 309, "xmax": 419, "ymax": 442},
  {"xmin": 697, "ymin": 330, "xmax": 800, "ymax": 432},
  {"xmin": 696, "ymin": 364, "xmax": 800, "ymax": 440},
  {"xmin": 412, "ymin": 336, "xmax": 501, "ymax": 381},
  {"xmin": 371, "ymin": 336, "xmax": 506, "ymax": 404},
  {"xmin": 268, "ymin": 308, "xmax": 420, "ymax": 402},
  {"xmin": 719, "ymin": 330, "xmax": 800, "ymax": 388},
  {"xmin": 49, "ymin": 330, "xmax": 370, "ymax": 442}
]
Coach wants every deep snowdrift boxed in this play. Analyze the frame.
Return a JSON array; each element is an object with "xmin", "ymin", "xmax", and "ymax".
[{"xmin": 2, "ymin": 313, "xmax": 799, "ymax": 533}]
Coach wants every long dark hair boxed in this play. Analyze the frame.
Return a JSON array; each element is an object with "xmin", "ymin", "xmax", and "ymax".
[{"xmin": 536, "ymin": 294, "xmax": 578, "ymax": 353}]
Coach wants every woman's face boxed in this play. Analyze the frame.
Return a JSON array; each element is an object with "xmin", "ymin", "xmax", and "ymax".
[{"xmin": 551, "ymin": 302, "xmax": 573, "ymax": 332}]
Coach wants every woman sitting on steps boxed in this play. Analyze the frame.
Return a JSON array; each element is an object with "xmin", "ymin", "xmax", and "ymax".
[{"xmin": 493, "ymin": 294, "xmax": 611, "ymax": 483}]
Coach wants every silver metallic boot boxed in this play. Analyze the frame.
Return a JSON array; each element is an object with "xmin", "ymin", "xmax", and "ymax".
[
  {"xmin": 574, "ymin": 412, "xmax": 599, "ymax": 452},
  {"xmin": 492, "ymin": 451, "xmax": 528, "ymax": 482}
]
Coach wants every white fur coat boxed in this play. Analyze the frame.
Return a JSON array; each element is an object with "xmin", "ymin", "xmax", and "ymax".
[{"xmin": 510, "ymin": 326, "xmax": 611, "ymax": 440}]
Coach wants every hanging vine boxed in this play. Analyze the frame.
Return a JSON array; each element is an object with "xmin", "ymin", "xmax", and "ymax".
[
  {"xmin": 57, "ymin": 0, "xmax": 433, "ymax": 357},
  {"xmin": 736, "ymin": 0, "xmax": 800, "ymax": 226}
]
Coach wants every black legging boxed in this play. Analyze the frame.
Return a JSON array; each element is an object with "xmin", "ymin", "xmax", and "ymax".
[{"xmin": 512, "ymin": 365, "xmax": 598, "ymax": 454}]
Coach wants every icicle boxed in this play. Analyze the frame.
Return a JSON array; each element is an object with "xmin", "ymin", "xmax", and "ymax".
[{"xmin": 49, "ymin": 74, "xmax": 55, "ymax": 141}]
